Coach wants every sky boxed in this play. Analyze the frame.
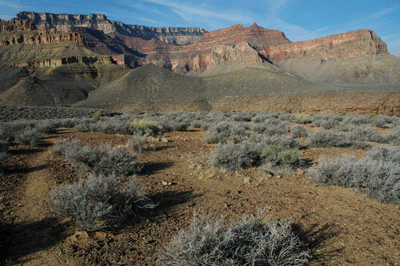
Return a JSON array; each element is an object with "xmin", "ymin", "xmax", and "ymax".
[{"xmin": 1, "ymin": 0, "xmax": 400, "ymax": 56}]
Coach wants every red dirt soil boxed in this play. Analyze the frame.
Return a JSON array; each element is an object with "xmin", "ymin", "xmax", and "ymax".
[{"xmin": 1, "ymin": 127, "xmax": 400, "ymax": 265}]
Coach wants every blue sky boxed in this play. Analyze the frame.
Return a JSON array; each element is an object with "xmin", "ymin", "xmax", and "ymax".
[{"xmin": 1, "ymin": 0, "xmax": 400, "ymax": 56}]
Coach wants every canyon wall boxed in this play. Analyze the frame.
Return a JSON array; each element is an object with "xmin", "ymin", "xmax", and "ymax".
[
  {"xmin": 261, "ymin": 29, "xmax": 388, "ymax": 61},
  {"xmin": 2, "ymin": 14, "xmax": 398, "ymax": 84},
  {"xmin": 0, "ymin": 19, "xmax": 83, "ymax": 46},
  {"xmin": 116, "ymin": 23, "xmax": 390, "ymax": 75},
  {"xmin": 16, "ymin": 11, "xmax": 207, "ymax": 45}
]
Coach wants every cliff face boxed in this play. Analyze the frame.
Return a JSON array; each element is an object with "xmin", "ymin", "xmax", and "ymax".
[
  {"xmin": 0, "ymin": 19, "xmax": 36, "ymax": 32},
  {"xmin": 3, "ymin": 13, "xmax": 398, "ymax": 84},
  {"xmin": 16, "ymin": 11, "xmax": 207, "ymax": 45},
  {"xmin": 0, "ymin": 19, "xmax": 121, "ymax": 86},
  {"xmin": 122, "ymin": 23, "xmax": 291, "ymax": 72},
  {"xmin": 110, "ymin": 23, "xmax": 391, "ymax": 75},
  {"xmin": 0, "ymin": 19, "xmax": 83, "ymax": 46},
  {"xmin": 261, "ymin": 29, "xmax": 388, "ymax": 61},
  {"xmin": 267, "ymin": 30, "xmax": 396, "ymax": 84}
]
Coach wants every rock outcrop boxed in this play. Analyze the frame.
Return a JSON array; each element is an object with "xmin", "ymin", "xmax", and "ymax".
[
  {"xmin": 0, "ymin": 19, "xmax": 35, "ymax": 32},
  {"xmin": 0, "ymin": 19, "xmax": 83, "ymax": 46},
  {"xmin": 208, "ymin": 41, "xmax": 263, "ymax": 68},
  {"xmin": 16, "ymin": 11, "xmax": 207, "ymax": 45},
  {"xmin": 121, "ymin": 23, "xmax": 291, "ymax": 72},
  {"xmin": 261, "ymin": 29, "xmax": 388, "ymax": 61}
]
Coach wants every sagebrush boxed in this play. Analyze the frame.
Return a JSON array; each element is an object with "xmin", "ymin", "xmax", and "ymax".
[{"xmin": 158, "ymin": 212, "xmax": 309, "ymax": 266}]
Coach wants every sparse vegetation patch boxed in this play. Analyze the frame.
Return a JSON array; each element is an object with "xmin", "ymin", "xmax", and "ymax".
[{"xmin": 158, "ymin": 212, "xmax": 309, "ymax": 266}]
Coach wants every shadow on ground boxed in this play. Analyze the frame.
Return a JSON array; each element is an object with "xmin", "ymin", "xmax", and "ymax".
[{"xmin": 0, "ymin": 217, "xmax": 72, "ymax": 265}]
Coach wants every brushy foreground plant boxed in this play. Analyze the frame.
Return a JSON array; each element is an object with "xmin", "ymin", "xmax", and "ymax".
[
  {"xmin": 158, "ymin": 212, "xmax": 310, "ymax": 266},
  {"xmin": 307, "ymin": 130, "xmax": 349, "ymax": 148},
  {"xmin": 308, "ymin": 154, "xmax": 400, "ymax": 204},
  {"xmin": 127, "ymin": 134, "xmax": 151, "ymax": 153},
  {"xmin": 48, "ymin": 173, "xmax": 153, "ymax": 231},
  {"xmin": 209, "ymin": 141, "xmax": 261, "ymax": 171},
  {"xmin": 51, "ymin": 139, "xmax": 139, "ymax": 175},
  {"xmin": 261, "ymin": 144, "xmax": 299, "ymax": 172},
  {"xmin": 16, "ymin": 127, "xmax": 41, "ymax": 147},
  {"xmin": 291, "ymin": 125, "xmax": 308, "ymax": 138},
  {"xmin": 387, "ymin": 126, "xmax": 400, "ymax": 145},
  {"xmin": 204, "ymin": 122, "xmax": 247, "ymax": 144}
]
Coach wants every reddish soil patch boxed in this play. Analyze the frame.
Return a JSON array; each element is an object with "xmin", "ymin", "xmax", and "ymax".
[{"xmin": 1, "ymin": 127, "xmax": 400, "ymax": 265}]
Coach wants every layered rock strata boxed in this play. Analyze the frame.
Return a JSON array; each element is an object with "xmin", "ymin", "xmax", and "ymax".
[
  {"xmin": 16, "ymin": 11, "xmax": 207, "ymax": 45},
  {"xmin": 0, "ymin": 19, "xmax": 83, "ymax": 46},
  {"xmin": 261, "ymin": 29, "xmax": 388, "ymax": 61},
  {"xmin": 124, "ymin": 23, "xmax": 291, "ymax": 72}
]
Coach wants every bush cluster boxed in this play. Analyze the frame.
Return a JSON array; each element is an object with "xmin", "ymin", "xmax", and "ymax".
[
  {"xmin": 309, "ymin": 153, "xmax": 400, "ymax": 204},
  {"xmin": 307, "ymin": 130, "xmax": 349, "ymax": 148},
  {"xmin": 51, "ymin": 139, "xmax": 139, "ymax": 176},
  {"xmin": 261, "ymin": 144, "xmax": 299, "ymax": 171},
  {"xmin": 158, "ymin": 212, "xmax": 309, "ymax": 266},
  {"xmin": 15, "ymin": 127, "xmax": 42, "ymax": 147},
  {"xmin": 209, "ymin": 141, "xmax": 261, "ymax": 171},
  {"xmin": 127, "ymin": 134, "xmax": 151, "ymax": 153},
  {"xmin": 48, "ymin": 173, "xmax": 152, "ymax": 231},
  {"xmin": 0, "ymin": 105, "xmax": 119, "ymax": 122},
  {"xmin": 347, "ymin": 125, "xmax": 387, "ymax": 143},
  {"xmin": 204, "ymin": 122, "xmax": 247, "ymax": 144},
  {"xmin": 291, "ymin": 125, "xmax": 308, "ymax": 138}
]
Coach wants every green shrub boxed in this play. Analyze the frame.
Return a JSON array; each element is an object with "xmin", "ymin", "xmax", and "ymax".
[
  {"xmin": 92, "ymin": 110, "xmax": 102, "ymax": 122},
  {"xmin": 261, "ymin": 145, "xmax": 299, "ymax": 168}
]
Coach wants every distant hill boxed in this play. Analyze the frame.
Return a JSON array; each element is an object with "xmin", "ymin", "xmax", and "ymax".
[
  {"xmin": 1, "ymin": 74, "xmax": 94, "ymax": 106},
  {"xmin": 75, "ymin": 63, "xmax": 324, "ymax": 110}
]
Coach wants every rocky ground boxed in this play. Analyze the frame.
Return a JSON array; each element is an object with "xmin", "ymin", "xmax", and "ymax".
[{"xmin": 1, "ymin": 125, "xmax": 400, "ymax": 265}]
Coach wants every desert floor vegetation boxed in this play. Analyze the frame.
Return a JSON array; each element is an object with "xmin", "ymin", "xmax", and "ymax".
[{"xmin": 1, "ymin": 109, "xmax": 400, "ymax": 265}]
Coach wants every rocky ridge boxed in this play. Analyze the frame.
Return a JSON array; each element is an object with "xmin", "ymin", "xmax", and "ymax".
[
  {"xmin": 262, "ymin": 29, "xmax": 388, "ymax": 61},
  {"xmin": 0, "ymin": 19, "xmax": 119, "ymax": 69},
  {"xmin": 127, "ymin": 23, "xmax": 291, "ymax": 72},
  {"xmin": 12, "ymin": 12, "xmax": 397, "ymax": 83},
  {"xmin": 0, "ymin": 19, "xmax": 82, "ymax": 46},
  {"xmin": 16, "ymin": 11, "xmax": 207, "ymax": 45}
]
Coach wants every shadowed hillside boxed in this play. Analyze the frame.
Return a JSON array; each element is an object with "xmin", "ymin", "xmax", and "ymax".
[
  {"xmin": 278, "ymin": 54, "xmax": 400, "ymax": 84},
  {"xmin": 1, "ymin": 73, "xmax": 94, "ymax": 106},
  {"xmin": 75, "ymin": 63, "xmax": 400, "ymax": 115},
  {"xmin": 75, "ymin": 63, "xmax": 322, "ymax": 110}
]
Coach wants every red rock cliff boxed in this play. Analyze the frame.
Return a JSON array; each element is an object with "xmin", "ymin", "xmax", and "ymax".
[
  {"xmin": 123, "ymin": 23, "xmax": 291, "ymax": 72},
  {"xmin": 260, "ymin": 29, "xmax": 388, "ymax": 61}
]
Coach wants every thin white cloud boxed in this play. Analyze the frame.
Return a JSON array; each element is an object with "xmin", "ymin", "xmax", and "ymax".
[
  {"xmin": 143, "ymin": 0, "xmax": 253, "ymax": 24},
  {"xmin": 0, "ymin": 0, "xmax": 23, "ymax": 9},
  {"xmin": 382, "ymin": 33, "xmax": 400, "ymax": 41},
  {"xmin": 348, "ymin": 5, "xmax": 398, "ymax": 29},
  {"xmin": 136, "ymin": 16, "xmax": 161, "ymax": 25},
  {"xmin": 269, "ymin": 0, "xmax": 288, "ymax": 17}
]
